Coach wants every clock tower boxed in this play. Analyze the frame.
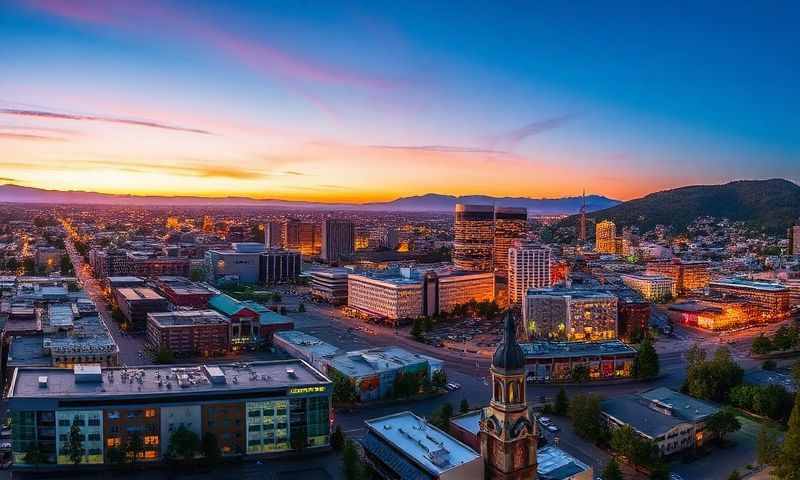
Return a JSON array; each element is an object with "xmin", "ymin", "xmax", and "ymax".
[{"xmin": 480, "ymin": 311, "xmax": 538, "ymax": 479}]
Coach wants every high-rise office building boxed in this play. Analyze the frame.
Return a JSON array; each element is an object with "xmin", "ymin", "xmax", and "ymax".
[
  {"xmin": 508, "ymin": 240, "xmax": 551, "ymax": 304},
  {"xmin": 321, "ymin": 219, "xmax": 355, "ymax": 263},
  {"xmin": 595, "ymin": 220, "xmax": 617, "ymax": 254},
  {"xmin": 453, "ymin": 204, "xmax": 495, "ymax": 272},
  {"xmin": 283, "ymin": 219, "xmax": 321, "ymax": 257},
  {"xmin": 260, "ymin": 249, "xmax": 302, "ymax": 285},
  {"xmin": 523, "ymin": 289, "xmax": 618, "ymax": 341},
  {"xmin": 493, "ymin": 207, "xmax": 528, "ymax": 278},
  {"xmin": 263, "ymin": 221, "xmax": 283, "ymax": 248}
]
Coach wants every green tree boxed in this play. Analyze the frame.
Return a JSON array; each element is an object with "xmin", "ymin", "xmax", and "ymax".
[
  {"xmin": 331, "ymin": 425, "xmax": 345, "ymax": 451},
  {"xmin": 635, "ymin": 336, "xmax": 660, "ymax": 379},
  {"xmin": 459, "ymin": 398, "xmax": 470, "ymax": 414},
  {"xmin": 775, "ymin": 392, "xmax": 800, "ymax": 480},
  {"xmin": 756, "ymin": 424, "xmax": 780, "ymax": 467},
  {"xmin": 752, "ymin": 334, "xmax": 773, "ymax": 354},
  {"xmin": 154, "ymin": 346, "xmax": 176, "ymax": 364},
  {"xmin": 168, "ymin": 426, "xmax": 200, "ymax": 460},
  {"xmin": 190, "ymin": 268, "xmax": 205, "ymax": 282},
  {"xmin": 430, "ymin": 402, "xmax": 454, "ymax": 431},
  {"xmin": 686, "ymin": 343, "xmax": 706, "ymax": 368},
  {"xmin": 342, "ymin": 439, "xmax": 364, "ymax": 480},
  {"xmin": 298, "ymin": 303, "xmax": 306, "ymax": 313},
  {"xmin": 569, "ymin": 394, "xmax": 607, "ymax": 444},
  {"xmin": 126, "ymin": 431, "xmax": 144, "ymax": 465},
  {"xmin": 411, "ymin": 318, "xmax": 425, "ymax": 341},
  {"xmin": 66, "ymin": 419, "xmax": 84, "ymax": 466},
  {"xmin": 201, "ymin": 432, "xmax": 221, "ymax": 465},
  {"xmin": 571, "ymin": 364, "xmax": 590, "ymax": 383},
  {"xmin": 684, "ymin": 347, "xmax": 743, "ymax": 402},
  {"xmin": 792, "ymin": 360, "xmax": 800, "ymax": 385},
  {"xmin": 331, "ymin": 370, "xmax": 358, "ymax": 406},
  {"xmin": 601, "ymin": 458, "xmax": 623, "ymax": 480},
  {"xmin": 554, "ymin": 387, "xmax": 569, "ymax": 416},
  {"xmin": 705, "ymin": 408, "xmax": 741, "ymax": 444},
  {"xmin": 727, "ymin": 470, "xmax": 742, "ymax": 480},
  {"xmin": 431, "ymin": 370, "xmax": 448, "ymax": 390},
  {"xmin": 106, "ymin": 445, "xmax": 126, "ymax": 466},
  {"xmin": 23, "ymin": 443, "xmax": 46, "ymax": 469},
  {"xmin": 59, "ymin": 254, "xmax": 73, "ymax": 274}
]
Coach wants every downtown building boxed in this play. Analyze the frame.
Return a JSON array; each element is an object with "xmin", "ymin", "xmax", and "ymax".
[
  {"xmin": 453, "ymin": 204, "xmax": 495, "ymax": 272},
  {"xmin": 522, "ymin": 288, "xmax": 618, "ymax": 341},
  {"xmin": 507, "ymin": 240, "xmax": 551, "ymax": 305},
  {"xmin": 7, "ymin": 361, "xmax": 332, "ymax": 469},
  {"xmin": 146, "ymin": 310, "xmax": 231, "ymax": 357},
  {"xmin": 259, "ymin": 249, "xmax": 302, "ymax": 285},
  {"xmin": 493, "ymin": 207, "xmax": 527, "ymax": 278},
  {"xmin": 347, "ymin": 266, "xmax": 494, "ymax": 324},
  {"xmin": 309, "ymin": 268, "xmax": 349, "ymax": 305},
  {"xmin": 621, "ymin": 273, "xmax": 677, "ymax": 302},
  {"xmin": 112, "ymin": 287, "xmax": 170, "ymax": 331},
  {"xmin": 789, "ymin": 223, "xmax": 800, "ymax": 256},
  {"xmin": 205, "ymin": 243, "xmax": 300, "ymax": 286},
  {"xmin": 708, "ymin": 278, "xmax": 791, "ymax": 319},
  {"xmin": 320, "ymin": 219, "xmax": 355, "ymax": 263},
  {"xmin": 594, "ymin": 220, "xmax": 617, "ymax": 254},
  {"xmin": 282, "ymin": 219, "xmax": 321, "ymax": 257},
  {"xmin": 645, "ymin": 259, "xmax": 711, "ymax": 294}
]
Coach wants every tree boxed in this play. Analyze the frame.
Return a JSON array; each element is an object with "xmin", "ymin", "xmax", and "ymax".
[
  {"xmin": 411, "ymin": 318, "xmax": 425, "ymax": 341},
  {"xmin": 431, "ymin": 369, "xmax": 447, "ymax": 390},
  {"xmin": 635, "ymin": 336, "xmax": 660, "ymax": 379},
  {"xmin": 554, "ymin": 387, "xmax": 569, "ymax": 416},
  {"xmin": 793, "ymin": 360, "xmax": 800, "ymax": 385},
  {"xmin": 66, "ymin": 419, "xmax": 84, "ymax": 466},
  {"xmin": 23, "ymin": 443, "xmax": 46, "ymax": 469},
  {"xmin": 190, "ymin": 268, "xmax": 205, "ymax": 282},
  {"xmin": 686, "ymin": 343, "xmax": 706, "ymax": 368},
  {"xmin": 752, "ymin": 334, "xmax": 773, "ymax": 354},
  {"xmin": 727, "ymin": 470, "xmax": 742, "ymax": 480},
  {"xmin": 331, "ymin": 370, "xmax": 358, "ymax": 406},
  {"xmin": 756, "ymin": 425, "xmax": 780, "ymax": 467},
  {"xmin": 705, "ymin": 408, "xmax": 741, "ymax": 444},
  {"xmin": 610, "ymin": 425, "xmax": 639, "ymax": 460},
  {"xmin": 168, "ymin": 426, "xmax": 200, "ymax": 460},
  {"xmin": 106, "ymin": 445, "xmax": 126, "ymax": 466},
  {"xmin": 201, "ymin": 432, "xmax": 221, "ymax": 465},
  {"xmin": 430, "ymin": 402, "xmax": 454, "ymax": 431},
  {"xmin": 154, "ymin": 346, "xmax": 176, "ymax": 364},
  {"xmin": 342, "ymin": 439, "xmax": 364, "ymax": 480},
  {"xmin": 59, "ymin": 254, "xmax": 73, "ymax": 274},
  {"xmin": 775, "ymin": 392, "xmax": 800, "ymax": 480},
  {"xmin": 22, "ymin": 257, "xmax": 35, "ymax": 275},
  {"xmin": 601, "ymin": 458, "xmax": 623, "ymax": 480},
  {"xmin": 459, "ymin": 399, "xmax": 470, "ymax": 414},
  {"xmin": 571, "ymin": 364, "xmax": 590, "ymax": 383},
  {"xmin": 683, "ymin": 347, "xmax": 743, "ymax": 403},
  {"xmin": 331, "ymin": 425, "xmax": 345, "ymax": 451},
  {"xmin": 126, "ymin": 431, "xmax": 144, "ymax": 465},
  {"xmin": 569, "ymin": 394, "xmax": 607, "ymax": 444},
  {"xmin": 298, "ymin": 303, "xmax": 306, "ymax": 313}
]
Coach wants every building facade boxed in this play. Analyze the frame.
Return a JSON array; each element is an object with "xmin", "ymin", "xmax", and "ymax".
[
  {"xmin": 453, "ymin": 204, "xmax": 495, "ymax": 272},
  {"xmin": 595, "ymin": 220, "xmax": 617, "ymax": 254},
  {"xmin": 309, "ymin": 268, "xmax": 349, "ymax": 305},
  {"xmin": 146, "ymin": 310, "xmax": 231, "ymax": 356},
  {"xmin": 283, "ymin": 220, "xmax": 321, "ymax": 257},
  {"xmin": 709, "ymin": 278, "xmax": 791, "ymax": 318},
  {"xmin": 523, "ymin": 289, "xmax": 618, "ymax": 341},
  {"xmin": 494, "ymin": 207, "xmax": 527, "ymax": 278},
  {"xmin": 259, "ymin": 250, "xmax": 301, "ymax": 285},
  {"xmin": 646, "ymin": 259, "xmax": 710, "ymax": 294},
  {"xmin": 8, "ymin": 361, "xmax": 332, "ymax": 470},
  {"xmin": 320, "ymin": 219, "xmax": 355, "ymax": 263},
  {"xmin": 112, "ymin": 287, "xmax": 169, "ymax": 331},
  {"xmin": 621, "ymin": 274, "xmax": 677, "ymax": 302},
  {"xmin": 508, "ymin": 241, "xmax": 551, "ymax": 305}
]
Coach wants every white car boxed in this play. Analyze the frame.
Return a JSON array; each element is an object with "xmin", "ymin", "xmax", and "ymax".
[
  {"xmin": 538, "ymin": 417, "xmax": 551, "ymax": 425},
  {"xmin": 546, "ymin": 425, "xmax": 560, "ymax": 433}
]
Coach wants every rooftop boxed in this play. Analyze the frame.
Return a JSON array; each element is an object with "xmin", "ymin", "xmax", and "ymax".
[
  {"xmin": 450, "ymin": 410, "xmax": 481, "ymax": 436},
  {"xmin": 537, "ymin": 446, "xmax": 591, "ymax": 480},
  {"xmin": 148, "ymin": 310, "xmax": 229, "ymax": 327},
  {"xmin": 521, "ymin": 340, "xmax": 637, "ymax": 359},
  {"xmin": 9, "ymin": 359, "xmax": 330, "ymax": 400},
  {"xmin": 525, "ymin": 288, "xmax": 618, "ymax": 300},
  {"xmin": 329, "ymin": 346, "xmax": 433, "ymax": 377},
  {"xmin": 638, "ymin": 387, "xmax": 719, "ymax": 422},
  {"xmin": 364, "ymin": 411, "xmax": 480, "ymax": 476},
  {"xmin": 116, "ymin": 287, "xmax": 166, "ymax": 301},
  {"xmin": 273, "ymin": 330, "xmax": 341, "ymax": 358},
  {"xmin": 602, "ymin": 395, "xmax": 687, "ymax": 439},
  {"xmin": 710, "ymin": 278, "xmax": 789, "ymax": 292}
]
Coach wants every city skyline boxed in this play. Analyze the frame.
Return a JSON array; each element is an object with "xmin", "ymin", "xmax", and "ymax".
[{"xmin": 2, "ymin": 1, "xmax": 799, "ymax": 202}]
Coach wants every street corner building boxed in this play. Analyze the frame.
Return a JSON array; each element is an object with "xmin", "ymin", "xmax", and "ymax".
[{"xmin": 6, "ymin": 360, "xmax": 332, "ymax": 470}]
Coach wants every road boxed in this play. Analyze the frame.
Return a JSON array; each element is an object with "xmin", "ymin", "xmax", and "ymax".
[{"xmin": 62, "ymin": 224, "xmax": 145, "ymax": 366}]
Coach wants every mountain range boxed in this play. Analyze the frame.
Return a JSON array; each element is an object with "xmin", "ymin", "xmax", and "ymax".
[
  {"xmin": 0, "ymin": 184, "xmax": 619, "ymax": 214},
  {"xmin": 566, "ymin": 178, "xmax": 800, "ymax": 233}
]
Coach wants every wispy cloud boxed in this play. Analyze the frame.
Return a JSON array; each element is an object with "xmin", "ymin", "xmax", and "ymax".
[
  {"xmin": 366, "ymin": 144, "xmax": 507, "ymax": 154},
  {"xmin": 490, "ymin": 114, "xmax": 578, "ymax": 149},
  {"xmin": 0, "ymin": 108, "xmax": 213, "ymax": 135},
  {"xmin": 77, "ymin": 160, "xmax": 267, "ymax": 180},
  {"xmin": 0, "ymin": 132, "xmax": 65, "ymax": 142},
  {"xmin": 0, "ymin": 177, "xmax": 19, "ymax": 183}
]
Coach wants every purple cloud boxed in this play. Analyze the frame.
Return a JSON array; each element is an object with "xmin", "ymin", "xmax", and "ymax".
[{"xmin": 0, "ymin": 108, "xmax": 213, "ymax": 135}]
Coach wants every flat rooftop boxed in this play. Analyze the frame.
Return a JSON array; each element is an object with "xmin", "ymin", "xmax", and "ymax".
[
  {"xmin": 537, "ymin": 446, "xmax": 591, "ymax": 480},
  {"xmin": 329, "ymin": 346, "xmax": 433, "ymax": 377},
  {"xmin": 450, "ymin": 410, "xmax": 481, "ymax": 436},
  {"xmin": 9, "ymin": 359, "xmax": 330, "ymax": 400},
  {"xmin": 148, "ymin": 310, "xmax": 229, "ymax": 327},
  {"xmin": 364, "ymin": 411, "xmax": 480, "ymax": 476},
  {"xmin": 521, "ymin": 340, "xmax": 637, "ymax": 359},
  {"xmin": 116, "ymin": 287, "xmax": 166, "ymax": 301},
  {"xmin": 638, "ymin": 387, "xmax": 719, "ymax": 422},
  {"xmin": 274, "ymin": 330, "xmax": 341, "ymax": 358},
  {"xmin": 525, "ymin": 288, "xmax": 618, "ymax": 300},
  {"xmin": 710, "ymin": 278, "xmax": 788, "ymax": 292},
  {"xmin": 602, "ymin": 395, "xmax": 687, "ymax": 439}
]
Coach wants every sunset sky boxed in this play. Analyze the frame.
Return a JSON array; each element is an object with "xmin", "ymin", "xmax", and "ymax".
[{"xmin": 1, "ymin": 1, "xmax": 798, "ymax": 202}]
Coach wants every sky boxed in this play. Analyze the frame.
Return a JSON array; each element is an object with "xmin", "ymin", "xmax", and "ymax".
[{"xmin": 1, "ymin": 1, "xmax": 798, "ymax": 203}]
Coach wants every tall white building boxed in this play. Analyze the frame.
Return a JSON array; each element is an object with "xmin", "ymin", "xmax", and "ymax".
[{"xmin": 508, "ymin": 240, "xmax": 551, "ymax": 304}]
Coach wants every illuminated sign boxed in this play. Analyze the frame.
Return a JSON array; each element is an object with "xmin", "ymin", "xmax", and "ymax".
[{"xmin": 288, "ymin": 386, "xmax": 327, "ymax": 395}]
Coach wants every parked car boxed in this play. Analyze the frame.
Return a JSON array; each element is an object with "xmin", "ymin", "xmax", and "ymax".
[{"xmin": 546, "ymin": 425, "xmax": 560, "ymax": 433}]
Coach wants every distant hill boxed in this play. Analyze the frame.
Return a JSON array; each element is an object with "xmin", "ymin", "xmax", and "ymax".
[
  {"xmin": 0, "ymin": 184, "xmax": 618, "ymax": 214},
  {"xmin": 565, "ymin": 179, "xmax": 800, "ymax": 234}
]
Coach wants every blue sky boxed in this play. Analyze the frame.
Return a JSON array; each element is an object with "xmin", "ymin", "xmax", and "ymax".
[{"xmin": 1, "ymin": 0, "xmax": 798, "ymax": 201}]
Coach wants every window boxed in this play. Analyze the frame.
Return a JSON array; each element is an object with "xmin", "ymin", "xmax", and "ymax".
[
  {"xmin": 144, "ymin": 409, "xmax": 156, "ymax": 418},
  {"xmin": 107, "ymin": 437, "xmax": 121, "ymax": 448}
]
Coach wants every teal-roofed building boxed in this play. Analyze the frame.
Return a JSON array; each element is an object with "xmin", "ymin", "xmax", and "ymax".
[{"xmin": 208, "ymin": 294, "xmax": 294, "ymax": 350}]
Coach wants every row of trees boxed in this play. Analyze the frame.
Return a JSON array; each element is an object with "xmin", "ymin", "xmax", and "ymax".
[
  {"xmin": 757, "ymin": 393, "xmax": 800, "ymax": 479},
  {"xmin": 729, "ymin": 383, "xmax": 795, "ymax": 423},
  {"xmin": 683, "ymin": 345, "xmax": 743, "ymax": 403},
  {"xmin": 752, "ymin": 325, "xmax": 800, "ymax": 354}
]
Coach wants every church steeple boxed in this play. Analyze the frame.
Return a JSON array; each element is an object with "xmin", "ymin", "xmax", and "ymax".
[{"xmin": 480, "ymin": 310, "xmax": 538, "ymax": 479}]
